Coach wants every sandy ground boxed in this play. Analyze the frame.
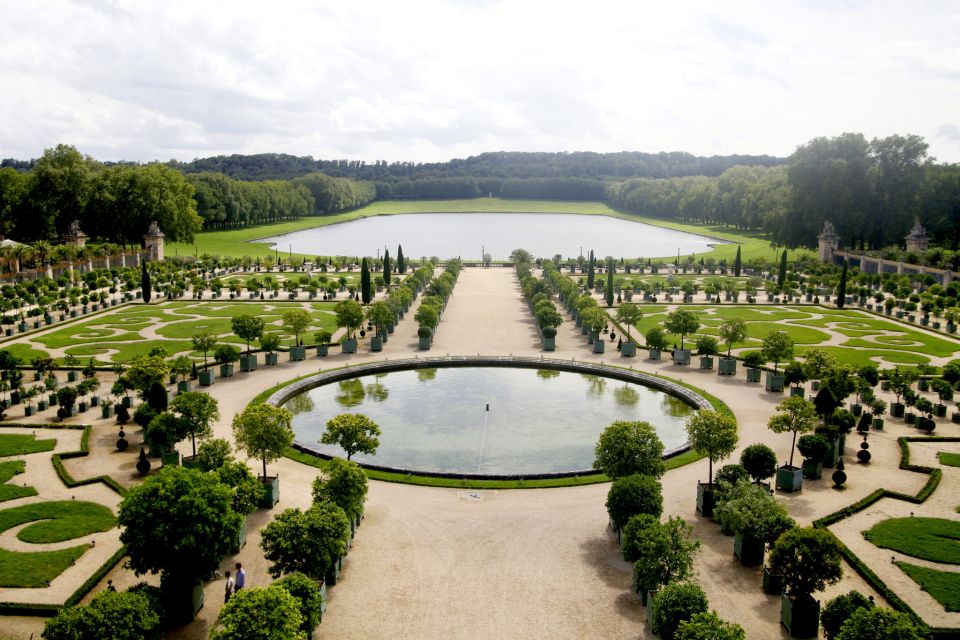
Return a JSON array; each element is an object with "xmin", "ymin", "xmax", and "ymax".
[{"xmin": 1, "ymin": 266, "xmax": 958, "ymax": 639}]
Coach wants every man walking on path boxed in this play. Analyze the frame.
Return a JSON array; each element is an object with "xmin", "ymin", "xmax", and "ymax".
[{"xmin": 234, "ymin": 563, "xmax": 245, "ymax": 592}]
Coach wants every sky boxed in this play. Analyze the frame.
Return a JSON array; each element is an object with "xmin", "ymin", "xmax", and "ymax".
[{"xmin": 1, "ymin": 0, "xmax": 958, "ymax": 165}]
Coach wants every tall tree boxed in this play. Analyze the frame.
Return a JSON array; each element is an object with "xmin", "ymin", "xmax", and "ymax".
[
  {"xmin": 870, "ymin": 134, "xmax": 930, "ymax": 249},
  {"xmin": 586, "ymin": 250, "xmax": 595, "ymax": 289},
  {"xmin": 382, "ymin": 249, "xmax": 391, "ymax": 286},
  {"xmin": 733, "ymin": 245, "xmax": 742, "ymax": 277},
  {"xmin": 141, "ymin": 262, "xmax": 151, "ymax": 304},
  {"xmin": 605, "ymin": 258, "xmax": 614, "ymax": 307},
  {"xmin": 777, "ymin": 250, "xmax": 787, "ymax": 287},
  {"xmin": 396, "ymin": 245, "xmax": 405, "ymax": 274},
  {"xmin": 836, "ymin": 260, "xmax": 848, "ymax": 309},
  {"xmin": 20, "ymin": 144, "xmax": 97, "ymax": 241},
  {"xmin": 360, "ymin": 257, "xmax": 372, "ymax": 304}
]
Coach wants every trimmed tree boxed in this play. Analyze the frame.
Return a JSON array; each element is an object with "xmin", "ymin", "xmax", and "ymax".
[
  {"xmin": 836, "ymin": 259, "xmax": 848, "ymax": 309},
  {"xmin": 360, "ymin": 257, "xmax": 372, "ymax": 304},
  {"xmin": 382, "ymin": 249, "xmax": 391, "ymax": 287},
  {"xmin": 170, "ymin": 391, "xmax": 219, "ymax": 457},
  {"xmin": 586, "ymin": 250, "xmax": 595, "ymax": 289},
  {"xmin": 733, "ymin": 246, "xmax": 742, "ymax": 277},
  {"xmin": 273, "ymin": 572, "xmax": 324, "ymax": 637},
  {"xmin": 605, "ymin": 474, "xmax": 663, "ymax": 530},
  {"xmin": 282, "ymin": 309, "xmax": 312, "ymax": 347},
  {"xmin": 209, "ymin": 585, "xmax": 306, "ymax": 640},
  {"xmin": 605, "ymin": 258, "xmax": 614, "ymax": 307},
  {"xmin": 594, "ymin": 420, "xmax": 665, "ymax": 479},
  {"xmin": 118, "ymin": 467, "xmax": 241, "ymax": 620},
  {"xmin": 778, "ymin": 249, "xmax": 787, "ymax": 287},
  {"xmin": 141, "ymin": 261, "xmax": 151, "ymax": 304},
  {"xmin": 677, "ymin": 611, "xmax": 746, "ymax": 640},
  {"xmin": 768, "ymin": 396, "xmax": 817, "ymax": 468},
  {"xmin": 740, "ymin": 443, "xmax": 778, "ymax": 485},
  {"xmin": 836, "ymin": 607, "xmax": 925, "ymax": 640},
  {"xmin": 651, "ymin": 581, "xmax": 709, "ymax": 640},
  {"xmin": 321, "ymin": 413, "xmax": 381, "ymax": 460},
  {"xmin": 334, "ymin": 299, "xmax": 364, "ymax": 340},
  {"xmin": 312, "ymin": 456, "xmax": 369, "ymax": 520},
  {"xmin": 191, "ymin": 330, "xmax": 218, "ymax": 368},
  {"xmin": 685, "ymin": 410, "xmax": 738, "ymax": 485},
  {"xmin": 822, "ymin": 591, "xmax": 874, "ymax": 640},
  {"xmin": 42, "ymin": 589, "xmax": 160, "ymax": 640},
  {"xmin": 260, "ymin": 501, "xmax": 351, "ymax": 580},
  {"xmin": 718, "ymin": 318, "xmax": 747, "ymax": 358},
  {"xmin": 615, "ymin": 303, "xmax": 642, "ymax": 342},
  {"xmin": 624, "ymin": 515, "xmax": 700, "ymax": 596},
  {"xmin": 761, "ymin": 330, "xmax": 794, "ymax": 373},
  {"xmin": 397, "ymin": 244, "xmax": 405, "ymax": 274},
  {"xmin": 232, "ymin": 404, "xmax": 294, "ymax": 479},
  {"xmin": 769, "ymin": 526, "xmax": 843, "ymax": 611},
  {"xmin": 664, "ymin": 308, "xmax": 700, "ymax": 350},
  {"xmin": 231, "ymin": 314, "xmax": 265, "ymax": 354}
]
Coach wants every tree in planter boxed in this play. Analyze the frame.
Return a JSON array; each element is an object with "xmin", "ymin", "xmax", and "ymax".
[
  {"xmin": 214, "ymin": 344, "xmax": 241, "ymax": 370},
  {"xmin": 334, "ymin": 299, "xmax": 364, "ymax": 340},
  {"xmin": 196, "ymin": 438, "xmax": 234, "ymax": 472},
  {"xmin": 623, "ymin": 515, "xmax": 701, "ymax": 592},
  {"xmin": 718, "ymin": 318, "xmax": 747, "ymax": 359},
  {"xmin": 282, "ymin": 309, "xmax": 312, "ymax": 347},
  {"xmin": 740, "ymin": 443, "xmax": 778, "ymax": 485},
  {"xmin": 615, "ymin": 302, "xmax": 642, "ymax": 343},
  {"xmin": 124, "ymin": 355, "xmax": 171, "ymax": 410},
  {"xmin": 360, "ymin": 257, "xmax": 372, "ymax": 304},
  {"xmin": 170, "ymin": 355, "xmax": 192, "ymax": 384},
  {"xmin": 651, "ymin": 581, "xmax": 709, "ymax": 640},
  {"xmin": 118, "ymin": 467, "xmax": 241, "ymax": 622},
  {"xmin": 835, "ymin": 607, "xmax": 925, "ymax": 640},
  {"xmin": 273, "ymin": 572, "xmax": 324, "ymax": 637},
  {"xmin": 321, "ymin": 413, "xmax": 381, "ymax": 460},
  {"xmin": 684, "ymin": 410, "xmax": 738, "ymax": 488},
  {"xmin": 365, "ymin": 300, "xmax": 394, "ymax": 339},
  {"xmin": 191, "ymin": 330, "xmax": 218, "ymax": 368},
  {"xmin": 695, "ymin": 334, "xmax": 718, "ymax": 359},
  {"xmin": 761, "ymin": 330, "xmax": 794, "ymax": 374},
  {"xmin": 821, "ymin": 591, "xmax": 874, "ymax": 640},
  {"xmin": 594, "ymin": 420, "xmax": 665, "ymax": 479},
  {"xmin": 768, "ymin": 396, "xmax": 817, "ymax": 468},
  {"xmin": 645, "ymin": 327, "xmax": 669, "ymax": 352},
  {"xmin": 145, "ymin": 412, "xmax": 188, "ymax": 456},
  {"xmin": 216, "ymin": 460, "xmax": 266, "ymax": 516},
  {"xmin": 232, "ymin": 403, "xmax": 294, "ymax": 480},
  {"xmin": 311, "ymin": 456, "xmax": 369, "ymax": 521},
  {"xmin": 260, "ymin": 501, "xmax": 351, "ymax": 580},
  {"xmin": 605, "ymin": 473, "xmax": 663, "ymax": 531},
  {"xmin": 41, "ymin": 589, "xmax": 160, "ymax": 640},
  {"xmin": 314, "ymin": 330, "xmax": 333, "ymax": 351},
  {"xmin": 768, "ymin": 527, "xmax": 843, "ymax": 633},
  {"xmin": 170, "ymin": 391, "xmax": 219, "ymax": 458},
  {"xmin": 141, "ymin": 261, "xmax": 151, "ymax": 304},
  {"xmin": 259, "ymin": 333, "xmax": 282, "ymax": 360},
  {"xmin": 784, "ymin": 361, "xmax": 807, "ymax": 392},
  {"xmin": 231, "ymin": 314, "xmax": 265, "ymax": 354},
  {"xmin": 716, "ymin": 483, "xmax": 795, "ymax": 548},
  {"xmin": 797, "ymin": 434, "xmax": 830, "ymax": 470},
  {"xmin": 55, "ymin": 385, "xmax": 78, "ymax": 419},
  {"xmin": 663, "ymin": 308, "xmax": 700, "ymax": 350},
  {"xmin": 676, "ymin": 611, "xmax": 746, "ymax": 640},
  {"xmin": 209, "ymin": 585, "xmax": 306, "ymax": 640}
]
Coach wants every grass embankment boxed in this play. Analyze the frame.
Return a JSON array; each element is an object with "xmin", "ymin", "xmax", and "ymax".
[{"xmin": 169, "ymin": 198, "xmax": 805, "ymax": 262}]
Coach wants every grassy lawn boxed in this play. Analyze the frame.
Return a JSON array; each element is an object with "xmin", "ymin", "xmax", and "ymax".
[
  {"xmin": 0, "ymin": 546, "xmax": 91, "ymax": 588},
  {"xmin": 0, "ymin": 460, "xmax": 37, "ymax": 502},
  {"xmin": 864, "ymin": 517, "xmax": 960, "ymax": 564},
  {"xmin": 897, "ymin": 562, "xmax": 960, "ymax": 612},
  {"xmin": 0, "ymin": 433, "xmax": 56, "ymax": 457},
  {"xmin": 938, "ymin": 452, "xmax": 960, "ymax": 467},
  {"xmin": 0, "ymin": 500, "xmax": 115, "ymax": 544},
  {"xmin": 32, "ymin": 300, "xmax": 340, "ymax": 364},
  {"xmin": 167, "ymin": 198, "xmax": 811, "ymax": 262}
]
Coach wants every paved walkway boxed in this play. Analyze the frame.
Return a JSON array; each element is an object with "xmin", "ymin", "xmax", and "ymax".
[{"xmin": 2, "ymin": 266, "xmax": 958, "ymax": 639}]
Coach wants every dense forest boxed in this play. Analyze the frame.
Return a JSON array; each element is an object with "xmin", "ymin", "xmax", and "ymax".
[{"xmin": 1, "ymin": 136, "xmax": 959, "ymax": 255}]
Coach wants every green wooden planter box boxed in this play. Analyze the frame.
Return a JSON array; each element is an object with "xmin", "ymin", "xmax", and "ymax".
[
  {"xmin": 177, "ymin": 381, "xmax": 191, "ymax": 394},
  {"xmin": 776, "ymin": 466, "xmax": 803, "ymax": 493},
  {"xmin": 264, "ymin": 353, "xmax": 279, "ymax": 365},
  {"xmin": 290, "ymin": 345, "xmax": 307, "ymax": 361},
  {"xmin": 746, "ymin": 368, "xmax": 761, "ymax": 383},
  {"xmin": 219, "ymin": 364, "xmax": 234, "ymax": 378},
  {"xmin": 696, "ymin": 482, "xmax": 715, "ymax": 517},
  {"xmin": 325, "ymin": 556, "xmax": 344, "ymax": 586},
  {"xmin": 370, "ymin": 336, "xmax": 383, "ymax": 352},
  {"xmin": 259, "ymin": 476, "xmax": 280, "ymax": 508},
  {"xmin": 766, "ymin": 372, "xmax": 785, "ymax": 392},
  {"xmin": 161, "ymin": 451, "xmax": 180, "ymax": 467},
  {"xmin": 699, "ymin": 356, "xmax": 714, "ymax": 369},
  {"xmin": 648, "ymin": 348, "xmax": 661, "ymax": 361},
  {"xmin": 593, "ymin": 340, "xmax": 605, "ymax": 354},
  {"xmin": 672, "ymin": 349, "xmax": 691, "ymax": 365},
  {"xmin": 734, "ymin": 533, "xmax": 765, "ymax": 567},
  {"xmin": 341, "ymin": 338, "xmax": 357, "ymax": 354},
  {"xmin": 763, "ymin": 566, "xmax": 785, "ymax": 595},
  {"xmin": 199, "ymin": 370, "xmax": 215, "ymax": 386},
  {"xmin": 873, "ymin": 418, "xmax": 885, "ymax": 429},
  {"xmin": 620, "ymin": 342, "xmax": 635, "ymax": 357},
  {"xmin": 240, "ymin": 354, "xmax": 258, "ymax": 371},
  {"xmin": 781, "ymin": 594, "xmax": 819, "ymax": 639},
  {"xmin": 801, "ymin": 459, "xmax": 823, "ymax": 480},
  {"xmin": 543, "ymin": 337, "xmax": 556, "ymax": 351},
  {"xmin": 890, "ymin": 402, "xmax": 904, "ymax": 417},
  {"xmin": 718, "ymin": 357, "xmax": 736, "ymax": 375}
]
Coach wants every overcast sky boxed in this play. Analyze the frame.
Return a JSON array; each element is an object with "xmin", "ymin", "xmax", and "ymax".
[{"xmin": 1, "ymin": 0, "xmax": 958, "ymax": 164}]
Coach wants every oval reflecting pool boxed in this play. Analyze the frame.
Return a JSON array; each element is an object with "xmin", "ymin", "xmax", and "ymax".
[
  {"xmin": 283, "ymin": 366, "xmax": 695, "ymax": 476},
  {"xmin": 260, "ymin": 212, "xmax": 725, "ymax": 260}
]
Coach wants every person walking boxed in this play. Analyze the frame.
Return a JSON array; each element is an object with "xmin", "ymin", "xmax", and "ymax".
[
  {"xmin": 234, "ymin": 562, "xmax": 246, "ymax": 592},
  {"xmin": 224, "ymin": 570, "xmax": 235, "ymax": 603}
]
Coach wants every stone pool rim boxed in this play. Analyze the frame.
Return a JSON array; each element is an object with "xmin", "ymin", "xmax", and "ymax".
[{"xmin": 268, "ymin": 355, "xmax": 711, "ymax": 481}]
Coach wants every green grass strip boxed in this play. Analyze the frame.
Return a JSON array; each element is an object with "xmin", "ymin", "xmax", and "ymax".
[
  {"xmin": 0, "ymin": 433, "xmax": 57, "ymax": 457},
  {"xmin": 0, "ymin": 500, "xmax": 115, "ymax": 544},
  {"xmin": 865, "ymin": 517, "xmax": 960, "ymax": 565},
  {"xmin": 939, "ymin": 452, "xmax": 960, "ymax": 468},
  {"xmin": 0, "ymin": 460, "xmax": 37, "ymax": 502},
  {"xmin": 897, "ymin": 562, "xmax": 960, "ymax": 612},
  {"xmin": 0, "ymin": 546, "xmax": 91, "ymax": 588}
]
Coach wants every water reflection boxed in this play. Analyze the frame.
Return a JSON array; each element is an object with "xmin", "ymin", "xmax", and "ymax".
[
  {"xmin": 417, "ymin": 368, "xmax": 438, "ymax": 382},
  {"xmin": 335, "ymin": 379, "xmax": 366, "ymax": 407},
  {"xmin": 614, "ymin": 385, "xmax": 640, "ymax": 406},
  {"xmin": 536, "ymin": 369, "xmax": 560, "ymax": 379},
  {"xmin": 581, "ymin": 374, "xmax": 607, "ymax": 396},
  {"xmin": 286, "ymin": 392, "xmax": 315, "ymax": 415},
  {"xmin": 661, "ymin": 394, "xmax": 693, "ymax": 418}
]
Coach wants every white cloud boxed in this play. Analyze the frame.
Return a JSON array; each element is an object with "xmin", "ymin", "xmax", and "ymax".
[{"xmin": 0, "ymin": 0, "xmax": 957, "ymax": 163}]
